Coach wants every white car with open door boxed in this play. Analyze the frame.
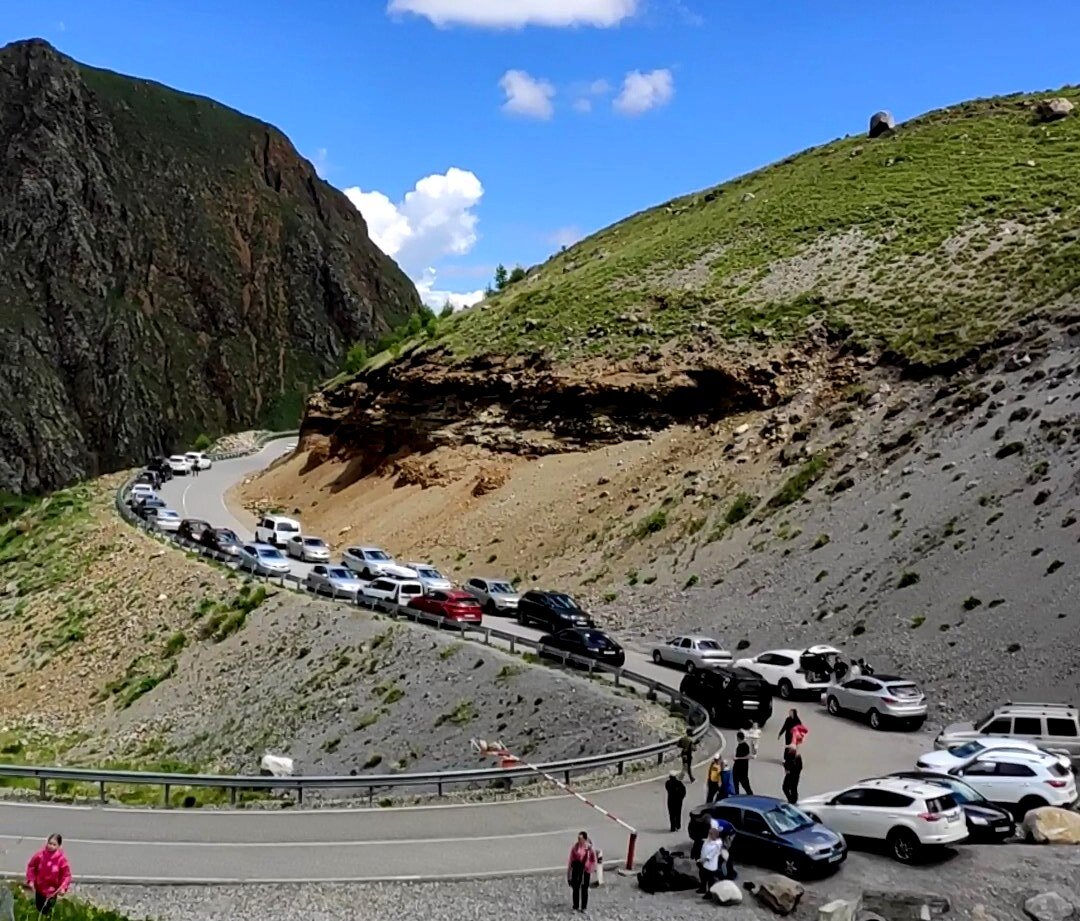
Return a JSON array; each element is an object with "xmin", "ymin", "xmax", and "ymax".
[
  {"xmin": 734, "ymin": 645, "xmax": 841, "ymax": 699},
  {"xmin": 651, "ymin": 635, "xmax": 733, "ymax": 672},
  {"xmin": 800, "ymin": 777, "xmax": 967, "ymax": 863}
]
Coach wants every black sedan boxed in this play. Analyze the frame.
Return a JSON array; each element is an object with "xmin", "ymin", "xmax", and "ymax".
[
  {"xmin": 517, "ymin": 590, "xmax": 594, "ymax": 631},
  {"xmin": 177, "ymin": 518, "xmax": 212, "ymax": 542},
  {"xmin": 538, "ymin": 628, "xmax": 625, "ymax": 668},
  {"xmin": 888, "ymin": 771, "xmax": 1015, "ymax": 842},
  {"xmin": 200, "ymin": 527, "xmax": 240, "ymax": 555},
  {"xmin": 688, "ymin": 796, "xmax": 847, "ymax": 880}
]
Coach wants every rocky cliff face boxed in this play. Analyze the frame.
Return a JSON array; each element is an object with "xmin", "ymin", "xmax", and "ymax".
[{"xmin": 0, "ymin": 39, "xmax": 420, "ymax": 493}]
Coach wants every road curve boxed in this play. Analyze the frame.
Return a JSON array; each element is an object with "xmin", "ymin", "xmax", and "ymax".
[{"xmin": 0, "ymin": 443, "xmax": 931, "ymax": 883}]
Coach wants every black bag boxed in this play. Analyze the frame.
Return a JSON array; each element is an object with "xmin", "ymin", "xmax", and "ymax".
[{"xmin": 637, "ymin": 847, "xmax": 699, "ymax": 893}]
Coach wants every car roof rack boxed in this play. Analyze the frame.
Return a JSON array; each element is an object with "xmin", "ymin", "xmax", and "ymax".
[{"xmin": 1002, "ymin": 701, "xmax": 1075, "ymax": 709}]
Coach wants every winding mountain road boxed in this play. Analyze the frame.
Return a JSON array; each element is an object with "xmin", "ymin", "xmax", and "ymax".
[{"xmin": 0, "ymin": 442, "xmax": 930, "ymax": 883}]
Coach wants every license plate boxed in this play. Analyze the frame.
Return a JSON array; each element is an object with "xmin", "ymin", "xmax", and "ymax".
[{"xmin": 827, "ymin": 852, "xmax": 843, "ymax": 862}]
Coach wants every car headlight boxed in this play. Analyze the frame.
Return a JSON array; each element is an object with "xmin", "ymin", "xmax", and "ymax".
[{"xmin": 969, "ymin": 816, "xmax": 988, "ymax": 825}]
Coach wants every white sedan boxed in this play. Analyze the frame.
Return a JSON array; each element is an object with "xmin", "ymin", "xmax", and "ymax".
[
  {"xmin": 734, "ymin": 645, "xmax": 841, "ymax": 699},
  {"xmin": 153, "ymin": 509, "xmax": 182, "ymax": 532},
  {"xmin": 406, "ymin": 562, "xmax": 453, "ymax": 592},
  {"xmin": 184, "ymin": 451, "xmax": 212, "ymax": 470},
  {"xmin": 650, "ymin": 635, "xmax": 732, "ymax": 672},
  {"xmin": 286, "ymin": 535, "xmax": 331, "ymax": 562}
]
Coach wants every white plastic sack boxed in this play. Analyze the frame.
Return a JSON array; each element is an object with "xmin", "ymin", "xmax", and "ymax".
[
  {"xmin": 710, "ymin": 880, "xmax": 743, "ymax": 905},
  {"xmin": 260, "ymin": 753, "xmax": 295, "ymax": 777}
]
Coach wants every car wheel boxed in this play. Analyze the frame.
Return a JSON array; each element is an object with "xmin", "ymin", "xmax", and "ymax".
[
  {"xmin": 909, "ymin": 717, "xmax": 926, "ymax": 731},
  {"xmin": 826, "ymin": 695, "xmax": 841, "ymax": 716},
  {"xmin": 517, "ymin": 609, "xmax": 526, "ymax": 625},
  {"xmin": 869, "ymin": 709, "xmax": 884, "ymax": 731},
  {"xmin": 780, "ymin": 854, "xmax": 804, "ymax": 880},
  {"xmin": 685, "ymin": 661, "xmax": 696, "ymax": 674},
  {"xmin": 778, "ymin": 679, "xmax": 794, "ymax": 700},
  {"xmin": 1018, "ymin": 796, "xmax": 1048, "ymax": 817},
  {"xmin": 887, "ymin": 828, "xmax": 920, "ymax": 864},
  {"xmin": 652, "ymin": 651, "xmax": 663, "ymax": 665},
  {"xmin": 485, "ymin": 600, "xmax": 496, "ymax": 616}
]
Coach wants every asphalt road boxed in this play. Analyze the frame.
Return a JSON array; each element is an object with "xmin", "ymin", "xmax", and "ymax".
[{"xmin": 0, "ymin": 442, "xmax": 933, "ymax": 883}]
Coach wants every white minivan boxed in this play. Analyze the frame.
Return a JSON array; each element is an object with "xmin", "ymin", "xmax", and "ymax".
[{"xmin": 254, "ymin": 515, "xmax": 301, "ymax": 548}]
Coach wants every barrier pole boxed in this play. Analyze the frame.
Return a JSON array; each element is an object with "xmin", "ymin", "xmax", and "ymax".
[{"xmin": 472, "ymin": 738, "xmax": 639, "ymax": 870}]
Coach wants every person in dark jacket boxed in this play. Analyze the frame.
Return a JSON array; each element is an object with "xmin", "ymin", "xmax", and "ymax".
[
  {"xmin": 665, "ymin": 771, "xmax": 687, "ymax": 832},
  {"xmin": 778, "ymin": 708, "xmax": 802, "ymax": 746},
  {"xmin": 677, "ymin": 729, "xmax": 697, "ymax": 782},
  {"xmin": 732, "ymin": 731, "xmax": 753, "ymax": 795},
  {"xmin": 782, "ymin": 745, "xmax": 803, "ymax": 805}
]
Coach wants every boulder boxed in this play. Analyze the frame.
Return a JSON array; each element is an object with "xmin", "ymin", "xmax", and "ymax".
[
  {"xmin": 1025, "ymin": 892, "xmax": 1075, "ymax": 921},
  {"xmin": 868, "ymin": 111, "xmax": 896, "ymax": 138},
  {"xmin": 710, "ymin": 880, "xmax": 743, "ymax": 905},
  {"xmin": 1023, "ymin": 806, "xmax": 1080, "ymax": 843},
  {"xmin": 1036, "ymin": 98, "xmax": 1075, "ymax": 122},
  {"xmin": 862, "ymin": 890, "xmax": 949, "ymax": 920},
  {"xmin": 819, "ymin": 899, "xmax": 860, "ymax": 921},
  {"xmin": 746, "ymin": 875, "xmax": 804, "ymax": 915}
]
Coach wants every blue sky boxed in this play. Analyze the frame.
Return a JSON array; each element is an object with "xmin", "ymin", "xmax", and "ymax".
[{"xmin": 5, "ymin": 0, "xmax": 1080, "ymax": 306}]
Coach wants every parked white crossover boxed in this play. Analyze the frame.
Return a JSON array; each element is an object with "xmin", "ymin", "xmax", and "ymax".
[
  {"xmin": 826, "ymin": 675, "xmax": 928, "ymax": 730},
  {"xmin": 167, "ymin": 455, "xmax": 192, "ymax": 475},
  {"xmin": 237, "ymin": 542, "xmax": 292, "ymax": 576},
  {"xmin": 947, "ymin": 749, "xmax": 1077, "ymax": 817},
  {"xmin": 357, "ymin": 577, "xmax": 424, "ymax": 609},
  {"xmin": 342, "ymin": 546, "xmax": 417, "ymax": 580},
  {"xmin": 254, "ymin": 515, "xmax": 301, "ymax": 549},
  {"xmin": 917, "ymin": 738, "xmax": 1071, "ymax": 774},
  {"xmin": 406, "ymin": 562, "xmax": 453, "ymax": 592},
  {"xmin": 651, "ymin": 635, "xmax": 733, "ymax": 672},
  {"xmin": 184, "ymin": 451, "xmax": 212, "ymax": 470},
  {"xmin": 286, "ymin": 535, "xmax": 331, "ymax": 562},
  {"xmin": 734, "ymin": 645, "xmax": 841, "ymax": 699},
  {"xmin": 800, "ymin": 777, "xmax": 967, "ymax": 863}
]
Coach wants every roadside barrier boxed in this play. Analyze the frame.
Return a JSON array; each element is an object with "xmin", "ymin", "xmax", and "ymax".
[{"xmin": 0, "ymin": 451, "xmax": 718, "ymax": 808}]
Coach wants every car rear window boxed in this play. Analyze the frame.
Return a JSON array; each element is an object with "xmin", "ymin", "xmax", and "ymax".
[
  {"xmin": 926, "ymin": 794, "xmax": 958, "ymax": 813},
  {"xmin": 400, "ymin": 583, "xmax": 423, "ymax": 595},
  {"xmin": 303, "ymin": 538, "xmax": 325, "ymax": 546},
  {"xmin": 886, "ymin": 683, "xmax": 921, "ymax": 698},
  {"xmin": 1048, "ymin": 718, "xmax": 1079, "ymax": 737},
  {"xmin": 1051, "ymin": 763, "xmax": 1071, "ymax": 777},
  {"xmin": 698, "ymin": 640, "xmax": 722, "ymax": 650},
  {"xmin": 277, "ymin": 522, "xmax": 299, "ymax": 533}
]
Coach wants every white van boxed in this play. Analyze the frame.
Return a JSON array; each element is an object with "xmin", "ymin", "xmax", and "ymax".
[{"xmin": 254, "ymin": 515, "xmax": 301, "ymax": 548}]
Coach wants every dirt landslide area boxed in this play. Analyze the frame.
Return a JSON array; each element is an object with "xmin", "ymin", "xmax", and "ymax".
[
  {"xmin": 238, "ymin": 320, "xmax": 1080, "ymax": 723},
  {"xmin": 0, "ymin": 476, "xmax": 669, "ymax": 782}
]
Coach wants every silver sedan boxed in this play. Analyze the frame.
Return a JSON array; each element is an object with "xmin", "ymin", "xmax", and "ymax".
[
  {"xmin": 825, "ymin": 675, "xmax": 928, "ymax": 731},
  {"xmin": 305, "ymin": 565, "xmax": 366, "ymax": 599},
  {"xmin": 650, "ymin": 635, "xmax": 733, "ymax": 672}
]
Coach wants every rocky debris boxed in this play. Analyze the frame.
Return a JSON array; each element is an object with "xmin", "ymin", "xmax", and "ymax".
[
  {"xmin": 472, "ymin": 464, "xmax": 511, "ymax": 497},
  {"xmin": 861, "ymin": 890, "xmax": 949, "ymax": 920},
  {"xmin": 1023, "ymin": 807, "xmax": 1080, "ymax": 844},
  {"xmin": 210, "ymin": 432, "xmax": 262, "ymax": 456},
  {"xmin": 819, "ymin": 898, "xmax": 860, "ymax": 921},
  {"xmin": 868, "ymin": 111, "xmax": 896, "ymax": 138},
  {"xmin": 0, "ymin": 38, "xmax": 418, "ymax": 495},
  {"xmin": 745, "ymin": 875, "xmax": 804, "ymax": 915},
  {"xmin": 1036, "ymin": 98, "xmax": 1075, "ymax": 122},
  {"xmin": 1025, "ymin": 892, "xmax": 1075, "ymax": 921}
]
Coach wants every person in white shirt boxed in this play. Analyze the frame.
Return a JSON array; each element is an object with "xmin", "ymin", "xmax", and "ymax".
[{"xmin": 697, "ymin": 826, "xmax": 722, "ymax": 897}]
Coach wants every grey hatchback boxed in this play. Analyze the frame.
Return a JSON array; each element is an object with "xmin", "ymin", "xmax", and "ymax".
[{"xmin": 825, "ymin": 675, "xmax": 927, "ymax": 730}]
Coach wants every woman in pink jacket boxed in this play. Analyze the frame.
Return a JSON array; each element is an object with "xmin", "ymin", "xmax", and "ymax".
[
  {"xmin": 26, "ymin": 834, "xmax": 71, "ymax": 915},
  {"xmin": 566, "ymin": 831, "xmax": 597, "ymax": 912}
]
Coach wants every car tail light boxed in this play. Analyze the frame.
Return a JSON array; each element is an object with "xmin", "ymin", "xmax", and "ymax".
[
  {"xmin": 1046, "ymin": 779, "xmax": 1068, "ymax": 788},
  {"xmin": 881, "ymin": 697, "xmax": 898, "ymax": 704},
  {"xmin": 917, "ymin": 811, "xmax": 943, "ymax": 822}
]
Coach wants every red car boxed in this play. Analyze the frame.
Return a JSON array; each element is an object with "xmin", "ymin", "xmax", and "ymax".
[{"xmin": 409, "ymin": 590, "xmax": 483, "ymax": 626}]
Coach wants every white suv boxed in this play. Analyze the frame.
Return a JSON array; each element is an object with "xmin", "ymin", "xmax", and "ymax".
[
  {"xmin": 254, "ymin": 515, "xmax": 301, "ymax": 548},
  {"xmin": 358, "ymin": 577, "xmax": 424, "ymax": 610},
  {"xmin": 799, "ymin": 777, "xmax": 967, "ymax": 863},
  {"xmin": 733, "ymin": 645, "xmax": 841, "ymax": 699},
  {"xmin": 949, "ymin": 750, "xmax": 1077, "ymax": 818}
]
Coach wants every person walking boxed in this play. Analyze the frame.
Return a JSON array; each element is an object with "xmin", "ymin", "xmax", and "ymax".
[
  {"xmin": 732, "ymin": 731, "xmax": 753, "ymax": 795},
  {"xmin": 677, "ymin": 728, "xmax": 697, "ymax": 782},
  {"xmin": 696, "ymin": 823, "xmax": 722, "ymax": 897},
  {"xmin": 25, "ymin": 834, "xmax": 71, "ymax": 916},
  {"xmin": 665, "ymin": 770, "xmax": 687, "ymax": 832},
  {"xmin": 778, "ymin": 708, "xmax": 802, "ymax": 747},
  {"xmin": 567, "ymin": 831, "xmax": 598, "ymax": 912},
  {"xmin": 745, "ymin": 721, "xmax": 761, "ymax": 757},
  {"xmin": 782, "ymin": 745, "xmax": 803, "ymax": 805},
  {"xmin": 705, "ymin": 755, "xmax": 723, "ymax": 803}
]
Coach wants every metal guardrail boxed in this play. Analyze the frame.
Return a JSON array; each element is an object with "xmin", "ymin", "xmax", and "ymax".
[{"xmin": 19, "ymin": 457, "xmax": 715, "ymax": 807}]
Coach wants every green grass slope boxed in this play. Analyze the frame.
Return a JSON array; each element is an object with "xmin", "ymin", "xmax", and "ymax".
[{"xmin": 434, "ymin": 88, "xmax": 1080, "ymax": 368}]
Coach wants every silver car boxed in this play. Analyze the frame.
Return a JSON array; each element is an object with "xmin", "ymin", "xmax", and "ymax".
[
  {"xmin": 650, "ymin": 635, "xmax": 733, "ymax": 672},
  {"xmin": 305, "ymin": 565, "xmax": 365, "ymax": 598},
  {"xmin": 825, "ymin": 675, "xmax": 927, "ymax": 731},
  {"xmin": 463, "ymin": 576, "xmax": 520, "ymax": 614},
  {"xmin": 286, "ymin": 535, "xmax": 331, "ymax": 562},
  {"xmin": 406, "ymin": 562, "xmax": 453, "ymax": 592}
]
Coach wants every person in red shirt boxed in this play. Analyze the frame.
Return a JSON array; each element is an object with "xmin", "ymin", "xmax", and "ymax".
[
  {"xmin": 25, "ymin": 834, "xmax": 71, "ymax": 915},
  {"xmin": 566, "ymin": 831, "xmax": 598, "ymax": 912}
]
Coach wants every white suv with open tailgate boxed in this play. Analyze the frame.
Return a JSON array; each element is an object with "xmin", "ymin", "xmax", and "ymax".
[
  {"xmin": 800, "ymin": 777, "xmax": 967, "ymax": 863},
  {"xmin": 734, "ymin": 645, "xmax": 841, "ymax": 699}
]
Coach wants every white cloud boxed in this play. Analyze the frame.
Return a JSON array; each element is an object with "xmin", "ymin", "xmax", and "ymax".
[
  {"xmin": 573, "ymin": 98, "xmax": 593, "ymax": 114},
  {"xmin": 548, "ymin": 226, "xmax": 585, "ymax": 248},
  {"xmin": 613, "ymin": 68, "xmax": 674, "ymax": 116},
  {"xmin": 310, "ymin": 147, "xmax": 330, "ymax": 177},
  {"xmin": 414, "ymin": 268, "xmax": 485, "ymax": 311},
  {"xmin": 572, "ymin": 78, "xmax": 611, "ymax": 113},
  {"xmin": 587, "ymin": 78, "xmax": 611, "ymax": 95},
  {"xmin": 344, "ymin": 168, "xmax": 485, "ymax": 309},
  {"xmin": 387, "ymin": 0, "xmax": 638, "ymax": 29},
  {"xmin": 499, "ymin": 70, "xmax": 555, "ymax": 120}
]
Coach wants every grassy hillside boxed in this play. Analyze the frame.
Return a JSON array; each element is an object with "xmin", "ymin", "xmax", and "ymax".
[{"xmin": 433, "ymin": 88, "xmax": 1080, "ymax": 368}]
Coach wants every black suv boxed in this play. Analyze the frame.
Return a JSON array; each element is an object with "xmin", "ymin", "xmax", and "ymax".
[
  {"xmin": 146, "ymin": 457, "xmax": 173, "ymax": 482},
  {"xmin": 680, "ymin": 665, "xmax": 773, "ymax": 728},
  {"xmin": 517, "ymin": 590, "xmax": 594, "ymax": 631}
]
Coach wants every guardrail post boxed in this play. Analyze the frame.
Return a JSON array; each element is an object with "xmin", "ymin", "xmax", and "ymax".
[
  {"xmin": 368, "ymin": 786, "xmax": 374, "ymax": 806},
  {"xmin": 163, "ymin": 783, "xmax": 170, "ymax": 807},
  {"xmin": 437, "ymin": 780, "xmax": 443, "ymax": 797},
  {"xmin": 230, "ymin": 786, "xmax": 237, "ymax": 806},
  {"xmin": 99, "ymin": 780, "xmax": 106, "ymax": 803},
  {"xmin": 297, "ymin": 784, "xmax": 304, "ymax": 806},
  {"xmin": 508, "ymin": 637, "xmax": 515, "ymax": 653},
  {"xmin": 39, "ymin": 777, "xmax": 46, "ymax": 799}
]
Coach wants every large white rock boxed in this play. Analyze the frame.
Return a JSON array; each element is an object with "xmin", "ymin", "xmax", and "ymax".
[
  {"xmin": 1024, "ymin": 806, "xmax": 1080, "ymax": 844},
  {"xmin": 710, "ymin": 880, "xmax": 743, "ymax": 905},
  {"xmin": 1024, "ymin": 892, "xmax": 1075, "ymax": 921}
]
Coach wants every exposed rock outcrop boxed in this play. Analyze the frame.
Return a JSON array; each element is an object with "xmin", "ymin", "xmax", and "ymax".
[{"xmin": 0, "ymin": 39, "xmax": 419, "ymax": 493}]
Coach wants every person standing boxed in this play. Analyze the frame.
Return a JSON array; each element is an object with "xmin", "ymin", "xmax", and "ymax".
[
  {"xmin": 665, "ymin": 771, "xmax": 687, "ymax": 832},
  {"xmin": 678, "ymin": 728, "xmax": 697, "ymax": 782},
  {"xmin": 567, "ymin": 831, "xmax": 598, "ymax": 912},
  {"xmin": 696, "ymin": 824, "xmax": 722, "ymax": 897},
  {"xmin": 782, "ymin": 745, "xmax": 803, "ymax": 805},
  {"xmin": 732, "ymin": 731, "xmax": 753, "ymax": 795},
  {"xmin": 705, "ymin": 755, "xmax": 723, "ymax": 803},
  {"xmin": 745, "ymin": 721, "xmax": 761, "ymax": 757},
  {"xmin": 25, "ymin": 834, "xmax": 71, "ymax": 916},
  {"xmin": 778, "ymin": 708, "xmax": 802, "ymax": 747}
]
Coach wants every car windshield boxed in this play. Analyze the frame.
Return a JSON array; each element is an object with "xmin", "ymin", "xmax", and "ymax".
[
  {"xmin": 490, "ymin": 582, "xmax": 515, "ymax": 594},
  {"xmin": 365, "ymin": 550, "xmax": 391, "ymax": 561},
  {"xmin": 765, "ymin": 804, "xmax": 815, "ymax": 834},
  {"xmin": 549, "ymin": 593, "xmax": 577, "ymax": 608},
  {"xmin": 216, "ymin": 530, "xmax": 237, "ymax": 543},
  {"xmin": 303, "ymin": 538, "xmax": 325, "ymax": 546},
  {"xmin": 159, "ymin": 511, "xmax": 179, "ymax": 519},
  {"xmin": 327, "ymin": 568, "xmax": 353, "ymax": 580},
  {"xmin": 948, "ymin": 741, "xmax": 986, "ymax": 759},
  {"xmin": 581, "ymin": 631, "xmax": 613, "ymax": 648},
  {"xmin": 698, "ymin": 640, "xmax": 723, "ymax": 651},
  {"xmin": 258, "ymin": 548, "xmax": 284, "ymax": 559},
  {"xmin": 417, "ymin": 567, "xmax": 443, "ymax": 579}
]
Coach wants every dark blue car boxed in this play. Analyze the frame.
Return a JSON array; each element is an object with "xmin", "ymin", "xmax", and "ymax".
[{"xmin": 687, "ymin": 795, "xmax": 847, "ymax": 880}]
